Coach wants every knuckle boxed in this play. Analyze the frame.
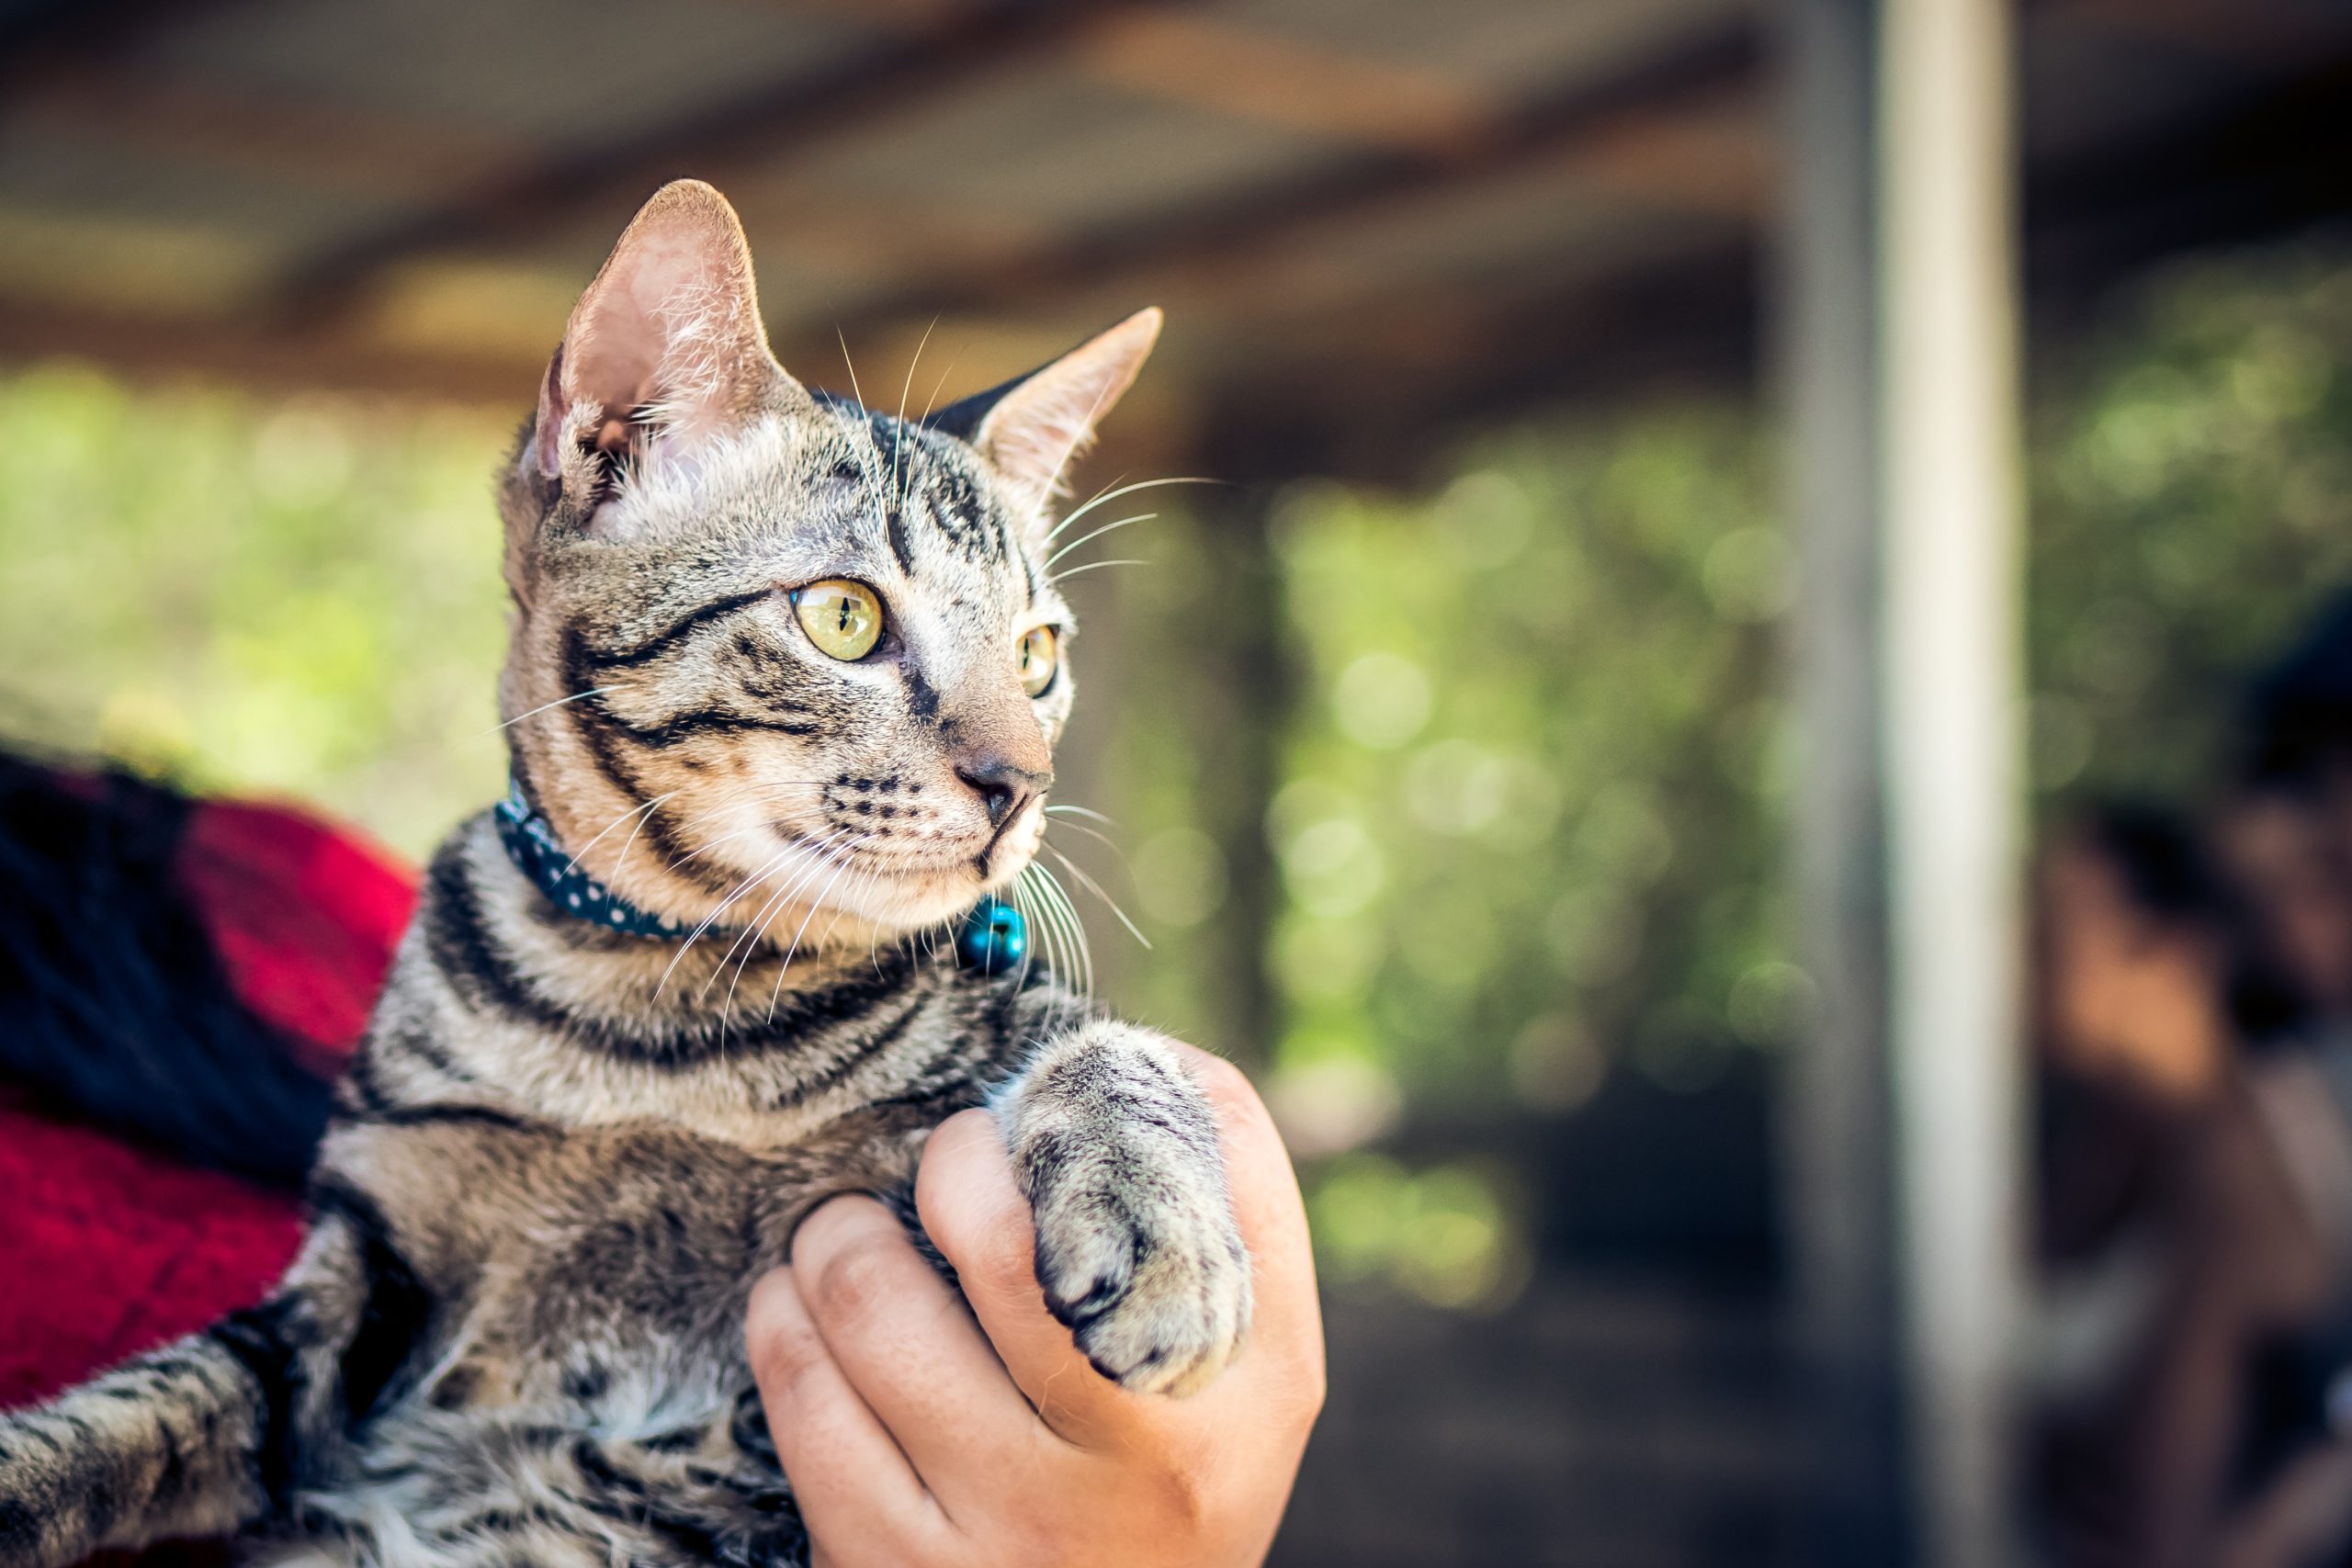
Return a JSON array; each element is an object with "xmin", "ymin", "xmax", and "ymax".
[
  {"xmin": 951, "ymin": 1195, "xmax": 1044, "ymax": 1296},
  {"xmin": 808, "ymin": 1233, "xmax": 902, "ymax": 1325},
  {"xmin": 794, "ymin": 1193, "xmax": 892, "ymax": 1259},
  {"xmin": 752, "ymin": 1325, "xmax": 826, "ymax": 1391},
  {"xmin": 1146, "ymin": 1464, "xmax": 1216, "ymax": 1536},
  {"xmin": 744, "ymin": 1305, "xmax": 824, "ymax": 1390}
]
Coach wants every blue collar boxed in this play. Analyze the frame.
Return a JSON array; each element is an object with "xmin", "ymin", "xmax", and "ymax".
[
  {"xmin": 492, "ymin": 779, "xmax": 1029, "ymax": 969},
  {"xmin": 493, "ymin": 779, "xmax": 691, "ymax": 938}
]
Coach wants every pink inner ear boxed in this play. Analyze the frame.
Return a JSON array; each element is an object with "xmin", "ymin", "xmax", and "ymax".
[
  {"xmin": 570, "ymin": 273, "xmax": 669, "ymax": 419},
  {"xmin": 533, "ymin": 182, "xmax": 788, "ymax": 490}
]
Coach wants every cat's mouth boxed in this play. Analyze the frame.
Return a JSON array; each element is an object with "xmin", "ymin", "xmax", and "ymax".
[
  {"xmin": 762, "ymin": 797, "xmax": 1043, "ymax": 882},
  {"xmin": 975, "ymin": 796, "xmax": 1043, "ymax": 876}
]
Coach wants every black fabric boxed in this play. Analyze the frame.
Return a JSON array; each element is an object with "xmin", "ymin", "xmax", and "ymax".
[{"xmin": 0, "ymin": 753, "xmax": 333, "ymax": 1187}]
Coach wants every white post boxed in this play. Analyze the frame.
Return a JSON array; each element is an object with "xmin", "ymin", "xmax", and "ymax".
[{"xmin": 1879, "ymin": 0, "xmax": 2025, "ymax": 1562}]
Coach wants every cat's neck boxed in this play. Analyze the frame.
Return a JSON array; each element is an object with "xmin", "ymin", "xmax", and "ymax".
[{"xmin": 390, "ymin": 812, "xmax": 951, "ymax": 1148}]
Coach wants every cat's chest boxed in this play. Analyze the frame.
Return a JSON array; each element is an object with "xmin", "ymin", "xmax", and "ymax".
[{"xmin": 322, "ymin": 1113, "xmax": 927, "ymax": 1413}]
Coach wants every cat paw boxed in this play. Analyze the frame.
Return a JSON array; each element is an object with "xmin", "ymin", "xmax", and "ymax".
[
  {"xmin": 1030, "ymin": 1156, "xmax": 1252, "ymax": 1396},
  {"xmin": 1002, "ymin": 1021, "xmax": 1257, "ymax": 1396}
]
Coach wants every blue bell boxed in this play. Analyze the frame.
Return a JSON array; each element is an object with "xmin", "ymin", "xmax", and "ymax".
[{"xmin": 956, "ymin": 896, "xmax": 1027, "ymax": 975}]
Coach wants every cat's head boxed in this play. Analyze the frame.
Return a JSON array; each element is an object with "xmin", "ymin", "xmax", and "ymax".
[{"xmin": 495, "ymin": 180, "xmax": 1156, "ymax": 944}]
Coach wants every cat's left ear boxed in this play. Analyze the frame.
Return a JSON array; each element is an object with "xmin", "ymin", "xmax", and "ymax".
[{"xmin": 933, "ymin": 308, "xmax": 1161, "ymax": 535}]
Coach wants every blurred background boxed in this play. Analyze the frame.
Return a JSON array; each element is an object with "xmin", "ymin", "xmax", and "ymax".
[{"xmin": 6, "ymin": 0, "xmax": 2352, "ymax": 1562}]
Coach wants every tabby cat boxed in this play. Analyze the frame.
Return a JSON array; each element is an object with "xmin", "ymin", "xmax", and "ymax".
[{"xmin": 0, "ymin": 180, "xmax": 1249, "ymax": 1568}]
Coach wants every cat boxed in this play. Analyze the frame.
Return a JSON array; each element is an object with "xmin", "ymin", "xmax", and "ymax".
[{"xmin": 0, "ymin": 179, "xmax": 1249, "ymax": 1568}]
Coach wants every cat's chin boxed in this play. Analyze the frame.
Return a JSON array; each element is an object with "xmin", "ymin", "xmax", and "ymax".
[
  {"xmin": 857, "ymin": 864, "xmax": 1032, "ymax": 936},
  {"xmin": 744, "ymin": 857, "xmax": 1028, "ymax": 949}
]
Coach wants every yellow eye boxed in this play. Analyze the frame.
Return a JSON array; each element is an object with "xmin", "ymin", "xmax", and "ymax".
[
  {"xmin": 1017, "ymin": 626, "xmax": 1060, "ymax": 697},
  {"xmin": 793, "ymin": 579, "xmax": 883, "ymax": 660}
]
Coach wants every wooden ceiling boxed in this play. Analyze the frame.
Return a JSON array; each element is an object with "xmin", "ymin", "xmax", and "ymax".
[{"xmin": 1, "ymin": 0, "xmax": 2348, "ymax": 477}]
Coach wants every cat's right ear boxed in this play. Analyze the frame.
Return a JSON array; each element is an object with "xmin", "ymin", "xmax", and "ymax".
[{"xmin": 522, "ymin": 179, "xmax": 798, "ymax": 509}]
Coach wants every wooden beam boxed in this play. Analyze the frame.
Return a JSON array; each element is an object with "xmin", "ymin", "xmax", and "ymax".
[
  {"xmin": 788, "ymin": 0, "xmax": 1498, "ymax": 154},
  {"xmin": 2057, "ymin": 0, "xmax": 2345, "ymax": 70},
  {"xmin": 2024, "ymin": 49, "xmax": 2352, "ymax": 307},
  {"xmin": 265, "ymin": 0, "xmax": 1204, "ymax": 325},
  {"xmin": 0, "ymin": 0, "xmax": 254, "ymax": 88},
  {"xmin": 775, "ymin": 26, "xmax": 1759, "ymax": 360},
  {"xmin": 1222, "ymin": 242, "xmax": 1759, "ymax": 484},
  {"xmin": 0, "ymin": 299, "xmax": 536, "ymax": 406},
  {"xmin": 10, "ymin": 64, "xmax": 530, "ymax": 199},
  {"xmin": 1059, "ymin": 9, "xmax": 1491, "ymax": 156},
  {"xmin": 1551, "ymin": 103, "xmax": 1772, "ymax": 222}
]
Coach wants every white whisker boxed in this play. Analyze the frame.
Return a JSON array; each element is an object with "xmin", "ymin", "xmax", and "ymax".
[
  {"xmin": 1046, "ymin": 874, "xmax": 1094, "ymax": 1004},
  {"xmin": 715, "ymin": 833, "xmax": 849, "ymax": 1014},
  {"xmin": 677, "ymin": 816, "xmax": 823, "ymax": 862},
  {"xmin": 560, "ymin": 791, "xmax": 679, "ymax": 878},
  {"xmin": 607, "ymin": 794, "xmax": 673, "ymax": 883},
  {"xmin": 769, "ymin": 852, "xmax": 858, "ymax": 1021},
  {"xmin": 1046, "ymin": 477, "xmax": 1217, "ymax": 544},
  {"xmin": 656, "ymin": 845, "xmax": 796, "ymax": 1001},
  {"xmin": 1012, "ymin": 869, "xmax": 1056, "ymax": 1005},
  {"xmin": 915, "ymin": 352, "xmax": 964, "ymax": 427},
  {"xmin": 1046, "ymin": 844, "xmax": 1150, "ymax": 950},
  {"xmin": 1044, "ymin": 513, "xmax": 1156, "ymax": 570},
  {"xmin": 892, "ymin": 315, "xmax": 941, "ymax": 509},
  {"xmin": 835, "ymin": 329, "xmax": 869, "ymax": 411},
  {"xmin": 704, "ymin": 831, "xmax": 839, "ymax": 998},
  {"xmin": 1045, "ymin": 815, "xmax": 1129, "ymax": 865},
  {"xmin": 1027, "ymin": 861, "xmax": 1093, "ymax": 1001},
  {"xmin": 480, "ymin": 688, "xmax": 609, "ymax": 737},
  {"xmin": 1048, "ymin": 558, "xmax": 1148, "ymax": 586}
]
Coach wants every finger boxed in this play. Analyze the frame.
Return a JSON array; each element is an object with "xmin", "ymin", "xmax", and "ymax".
[
  {"xmin": 744, "ymin": 1268, "xmax": 942, "ymax": 1565},
  {"xmin": 786, "ymin": 1194, "xmax": 1040, "ymax": 1490},
  {"xmin": 1168, "ymin": 1045, "xmax": 1327, "ymax": 1397},
  {"xmin": 916, "ymin": 1108, "xmax": 1144, "ymax": 1443}
]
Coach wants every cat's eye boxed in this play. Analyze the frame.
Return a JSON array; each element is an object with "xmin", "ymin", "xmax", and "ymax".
[
  {"xmin": 1017, "ymin": 626, "xmax": 1060, "ymax": 697},
  {"xmin": 794, "ymin": 579, "xmax": 883, "ymax": 661}
]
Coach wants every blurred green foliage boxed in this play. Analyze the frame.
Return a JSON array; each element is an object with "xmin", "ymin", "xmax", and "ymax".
[
  {"xmin": 1243, "ymin": 424, "xmax": 1790, "ymax": 1307},
  {"xmin": 1265, "ymin": 422, "xmax": 1789, "ymax": 1120},
  {"xmin": 0, "ymin": 366, "xmax": 512, "ymax": 856},
  {"xmin": 2, "ymin": 239, "xmax": 2348, "ymax": 1311},
  {"xmin": 2030, "ymin": 246, "xmax": 2352, "ymax": 800},
  {"xmin": 1308, "ymin": 1150, "xmax": 1530, "ymax": 1310}
]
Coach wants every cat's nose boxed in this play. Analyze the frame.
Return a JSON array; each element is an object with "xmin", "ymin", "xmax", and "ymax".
[{"xmin": 956, "ymin": 755, "xmax": 1053, "ymax": 829}]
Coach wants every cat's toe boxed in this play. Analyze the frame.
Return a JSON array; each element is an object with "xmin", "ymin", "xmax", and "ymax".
[
  {"xmin": 1037, "ymin": 1210, "xmax": 1251, "ymax": 1397},
  {"xmin": 1034, "ymin": 1211, "xmax": 1143, "ymax": 1330}
]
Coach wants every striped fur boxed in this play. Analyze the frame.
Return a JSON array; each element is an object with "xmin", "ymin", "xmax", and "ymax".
[{"xmin": 0, "ymin": 182, "xmax": 1246, "ymax": 1568}]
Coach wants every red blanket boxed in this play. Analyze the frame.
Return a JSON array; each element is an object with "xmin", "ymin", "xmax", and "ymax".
[{"xmin": 0, "ymin": 795, "xmax": 414, "ymax": 1408}]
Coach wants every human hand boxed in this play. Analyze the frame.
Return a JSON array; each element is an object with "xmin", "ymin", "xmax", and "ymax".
[{"xmin": 745, "ymin": 1045, "xmax": 1325, "ymax": 1568}]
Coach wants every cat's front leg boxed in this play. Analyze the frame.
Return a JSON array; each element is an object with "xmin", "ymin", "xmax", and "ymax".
[
  {"xmin": 995, "ymin": 1021, "xmax": 1252, "ymax": 1396},
  {"xmin": 0, "ymin": 1199, "xmax": 379, "ymax": 1568}
]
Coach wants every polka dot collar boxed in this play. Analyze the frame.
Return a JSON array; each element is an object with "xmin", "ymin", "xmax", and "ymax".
[
  {"xmin": 491, "ymin": 780, "xmax": 1029, "ymax": 972},
  {"xmin": 492, "ymin": 779, "xmax": 691, "ymax": 939}
]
